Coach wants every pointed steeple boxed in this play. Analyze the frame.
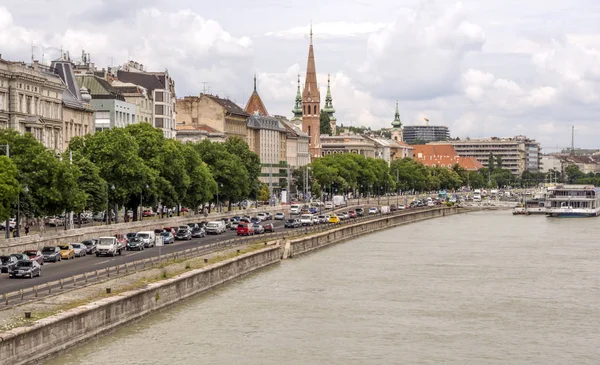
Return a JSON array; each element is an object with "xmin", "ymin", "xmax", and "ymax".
[
  {"xmin": 310, "ymin": 22, "xmax": 313, "ymax": 45},
  {"xmin": 291, "ymin": 73, "xmax": 303, "ymax": 121},
  {"xmin": 301, "ymin": 23, "xmax": 321, "ymax": 159},
  {"xmin": 323, "ymin": 74, "xmax": 336, "ymax": 121},
  {"xmin": 392, "ymin": 101, "xmax": 402, "ymax": 128},
  {"xmin": 244, "ymin": 74, "xmax": 269, "ymax": 116}
]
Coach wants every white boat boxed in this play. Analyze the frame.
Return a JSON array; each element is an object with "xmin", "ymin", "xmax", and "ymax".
[
  {"xmin": 545, "ymin": 184, "xmax": 600, "ymax": 218},
  {"xmin": 512, "ymin": 206, "xmax": 526, "ymax": 215}
]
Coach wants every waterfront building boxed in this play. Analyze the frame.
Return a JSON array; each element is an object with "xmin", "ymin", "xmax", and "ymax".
[
  {"xmin": 0, "ymin": 57, "xmax": 68, "ymax": 152},
  {"xmin": 413, "ymin": 144, "xmax": 483, "ymax": 171},
  {"xmin": 176, "ymin": 94, "xmax": 249, "ymax": 141},
  {"xmin": 403, "ymin": 124, "xmax": 450, "ymax": 144},
  {"xmin": 111, "ymin": 81, "xmax": 153, "ymax": 124},
  {"xmin": 75, "ymin": 74, "xmax": 137, "ymax": 132},
  {"xmin": 546, "ymin": 184, "xmax": 600, "ymax": 217},
  {"xmin": 429, "ymin": 135, "xmax": 541, "ymax": 175},
  {"xmin": 322, "ymin": 74, "xmax": 337, "ymax": 135},
  {"xmin": 321, "ymin": 134, "xmax": 376, "ymax": 158},
  {"xmin": 244, "ymin": 75, "xmax": 269, "ymax": 116},
  {"xmin": 175, "ymin": 123, "xmax": 226, "ymax": 143},
  {"xmin": 50, "ymin": 57, "xmax": 95, "ymax": 151},
  {"xmin": 117, "ymin": 61, "xmax": 176, "ymax": 138},
  {"xmin": 246, "ymin": 114, "xmax": 288, "ymax": 191},
  {"xmin": 301, "ymin": 26, "xmax": 322, "ymax": 159}
]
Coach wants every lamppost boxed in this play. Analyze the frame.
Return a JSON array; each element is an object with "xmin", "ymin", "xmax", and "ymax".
[
  {"xmin": 1, "ymin": 144, "xmax": 10, "ymax": 239},
  {"xmin": 140, "ymin": 184, "xmax": 149, "ymax": 221},
  {"xmin": 16, "ymin": 186, "xmax": 28, "ymax": 237},
  {"xmin": 358, "ymin": 185, "xmax": 362, "ymax": 206},
  {"xmin": 106, "ymin": 183, "xmax": 115, "ymax": 226},
  {"xmin": 216, "ymin": 183, "xmax": 223, "ymax": 213},
  {"xmin": 367, "ymin": 184, "xmax": 370, "ymax": 205}
]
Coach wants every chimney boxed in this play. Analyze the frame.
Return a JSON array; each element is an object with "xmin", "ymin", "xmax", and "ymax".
[{"xmin": 33, "ymin": 60, "xmax": 39, "ymax": 71}]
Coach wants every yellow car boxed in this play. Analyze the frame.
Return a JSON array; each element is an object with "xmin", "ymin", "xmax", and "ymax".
[
  {"xmin": 328, "ymin": 215, "xmax": 340, "ymax": 224},
  {"xmin": 58, "ymin": 244, "xmax": 76, "ymax": 260}
]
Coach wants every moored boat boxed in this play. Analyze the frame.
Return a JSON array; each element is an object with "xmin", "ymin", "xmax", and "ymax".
[
  {"xmin": 545, "ymin": 184, "xmax": 600, "ymax": 218},
  {"xmin": 512, "ymin": 206, "xmax": 526, "ymax": 215}
]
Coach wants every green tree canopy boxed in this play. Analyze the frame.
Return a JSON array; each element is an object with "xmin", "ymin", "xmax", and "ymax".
[
  {"xmin": 0, "ymin": 156, "xmax": 19, "ymax": 222},
  {"xmin": 320, "ymin": 110, "xmax": 332, "ymax": 135}
]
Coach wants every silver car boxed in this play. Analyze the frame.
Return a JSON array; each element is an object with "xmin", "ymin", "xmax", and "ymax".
[{"xmin": 71, "ymin": 243, "xmax": 87, "ymax": 257}]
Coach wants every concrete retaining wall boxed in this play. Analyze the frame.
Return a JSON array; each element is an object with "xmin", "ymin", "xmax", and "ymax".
[
  {"xmin": 284, "ymin": 206, "xmax": 460, "ymax": 258},
  {"xmin": 0, "ymin": 205, "xmax": 289, "ymax": 255},
  {"xmin": 0, "ymin": 245, "xmax": 281, "ymax": 365}
]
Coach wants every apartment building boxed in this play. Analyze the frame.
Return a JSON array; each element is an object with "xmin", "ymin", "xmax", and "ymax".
[
  {"xmin": 247, "ymin": 114, "xmax": 288, "ymax": 190},
  {"xmin": 403, "ymin": 125, "xmax": 450, "ymax": 144},
  {"xmin": 429, "ymin": 135, "xmax": 541, "ymax": 175}
]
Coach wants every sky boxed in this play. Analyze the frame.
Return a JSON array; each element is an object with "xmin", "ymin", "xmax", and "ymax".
[{"xmin": 1, "ymin": 0, "xmax": 600, "ymax": 150}]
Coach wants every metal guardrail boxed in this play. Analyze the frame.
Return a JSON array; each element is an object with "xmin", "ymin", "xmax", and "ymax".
[{"xmin": 0, "ymin": 206, "xmax": 443, "ymax": 308}]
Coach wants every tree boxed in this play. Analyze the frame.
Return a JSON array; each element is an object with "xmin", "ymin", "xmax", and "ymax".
[
  {"xmin": 257, "ymin": 183, "xmax": 270, "ymax": 202},
  {"xmin": 0, "ymin": 156, "xmax": 19, "ymax": 222},
  {"xmin": 72, "ymin": 153, "xmax": 107, "ymax": 216},
  {"xmin": 565, "ymin": 165, "xmax": 584, "ymax": 184},
  {"xmin": 496, "ymin": 155, "xmax": 503, "ymax": 170},
  {"xmin": 223, "ymin": 137, "xmax": 261, "ymax": 199},
  {"xmin": 320, "ymin": 110, "xmax": 332, "ymax": 135},
  {"xmin": 56, "ymin": 158, "xmax": 86, "ymax": 217},
  {"xmin": 181, "ymin": 143, "xmax": 216, "ymax": 213},
  {"xmin": 488, "ymin": 152, "xmax": 495, "ymax": 172}
]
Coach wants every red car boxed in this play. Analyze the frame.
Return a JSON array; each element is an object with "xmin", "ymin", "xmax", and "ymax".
[
  {"xmin": 348, "ymin": 211, "xmax": 357, "ymax": 218},
  {"xmin": 263, "ymin": 223, "xmax": 275, "ymax": 233},
  {"xmin": 23, "ymin": 250, "xmax": 44, "ymax": 265},
  {"xmin": 236, "ymin": 222, "xmax": 255, "ymax": 236}
]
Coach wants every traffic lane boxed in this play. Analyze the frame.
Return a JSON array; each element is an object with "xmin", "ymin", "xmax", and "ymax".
[{"xmin": 0, "ymin": 219, "xmax": 290, "ymax": 294}]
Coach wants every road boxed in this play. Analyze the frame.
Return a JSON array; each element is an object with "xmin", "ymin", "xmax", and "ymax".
[{"xmin": 0, "ymin": 206, "xmax": 361, "ymax": 295}]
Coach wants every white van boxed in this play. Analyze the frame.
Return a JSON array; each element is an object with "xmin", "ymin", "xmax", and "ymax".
[
  {"xmin": 136, "ymin": 231, "xmax": 156, "ymax": 248},
  {"xmin": 290, "ymin": 204, "xmax": 301, "ymax": 215},
  {"xmin": 300, "ymin": 214, "xmax": 314, "ymax": 226},
  {"xmin": 205, "ymin": 221, "xmax": 225, "ymax": 234}
]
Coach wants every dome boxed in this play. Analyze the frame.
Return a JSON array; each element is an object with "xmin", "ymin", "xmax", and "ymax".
[{"xmin": 80, "ymin": 86, "xmax": 92, "ymax": 102}]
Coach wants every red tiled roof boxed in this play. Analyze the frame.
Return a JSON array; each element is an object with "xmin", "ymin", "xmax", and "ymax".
[
  {"xmin": 244, "ymin": 90, "xmax": 269, "ymax": 116},
  {"xmin": 412, "ymin": 144, "xmax": 483, "ymax": 170}
]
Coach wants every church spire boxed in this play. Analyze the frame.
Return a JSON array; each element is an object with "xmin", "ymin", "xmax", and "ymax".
[
  {"xmin": 244, "ymin": 73, "xmax": 269, "ymax": 116},
  {"xmin": 302, "ymin": 23, "xmax": 321, "ymax": 159},
  {"xmin": 291, "ymin": 73, "xmax": 303, "ymax": 121},
  {"xmin": 323, "ymin": 74, "xmax": 337, "ymax": 134},
  {"xmin": 253, "ymin": 73, "xmax": 257, "ymax": 91},
  {"xmin": 392, "ymin": 101, "xmax": 402, "ymax": 128},
  {"xmin": 310, "ymin": 22, "xmax": 313, "ymax": 45}
]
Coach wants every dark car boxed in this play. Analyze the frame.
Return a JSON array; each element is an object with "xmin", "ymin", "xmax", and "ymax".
[
  {"xmin": 355, "ymin": 208, "xmax": 365, "ymax": 217},
  {"xmin": 263, "ymin": 223, "xmax": 275, "ymax": 233},
  {"xmin": 284, "ymin": 219, "xmax": 298, "ymax": 228},
  {"xmin": 82, "ymin": 239, "xmax": 97, "ymax": 254},
  {"xmin": 175, "ymin": 229, "xmax": 192, "ymax": 241},
  {"xmin": 309, "ymin": 207, "xmax": 318, "ymax": 214},
  {"xmin": 125, "ymin": 232, "xmax": 138, "ymax": 242},
  {"xmin": 126, "ymin": 237, "xmax": 145, "ymax": 251},
  {"xmin": 23, "ymin": 250, "xmax": 44, "ymax": 265},
  {"xmin": 250, "ymin": 217, "xmax": 261, "ymax": 224},
  {"xmin": 9, "ymin": 260, "xmax": 41, "ymax": 279},
  {"xmin": 11, "ymin": 253, "xmax": 30, "ymax": 262},
  {"xmin": 1, "ymin": 255, "xmax": 19, "ymax": 273},
  {"xmin": 41, "ymin": 246, "xmax": 61, "ymax": 262},
  {"xmin": 161, "ymin": 231, "xmax": 175, "ymax": 244},
  {"xmin": 191, "ymin": 227, "xmax": 205, "ymax": 238},
  {"xmin": 252, "ymin": 224, "xmax": 265, "ymax": 234}
]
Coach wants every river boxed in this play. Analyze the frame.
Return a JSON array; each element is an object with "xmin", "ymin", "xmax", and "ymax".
[{"xmin": 45, "ymin": 211, "xmax": 600, "ymax": 364}]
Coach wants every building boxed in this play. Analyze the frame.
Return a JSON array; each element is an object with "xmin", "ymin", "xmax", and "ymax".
[
  {"xmin": 175, "ymin": 123, "xmax": 226, "ymax": 143},
  {"xmin": 301, "ymin": 27, "xmax": 322, "ymax": 159},
  {"xmin": 541, "ymin": 154, "xmax": 562, "ymax": 173},
  {"xmin": 322, "ymin": 74, "xmax": 337, "ymax": 134},
  {"xmin": 390, "ymin": 101, "xmax": 403, "ymax": 142},
  {"xmin": 320, "ymin": 134, "xmax": 376, "ymax": 158},
  {"xmin": 403, "ymin": 124, "xmax": 450, "ymax": 144},
  {"xmin": 117, "ymin": 61, "xmax": 176, "ymax": 138},
  {"xmin": 75, "ymin": 74, "xmax": 137, "ymax": 132},
  {"xmin": 246, "ymin": 114, "xmax": 288, "ymax": 191},
  {"xmin": 290, "ymin": 74, "xmax": 303, "ymax": 125},
  {"xmin": 50, "ymin": 58, "xmax": 95, "ymax": 151},
  {"xmin": 363, "ymin": 135, "xmax": 393, "ymax": 165},
  {"xmin": 276, "ymin": 116, "xmax": 310, "ymax": 168},
  {"xmin": 176, "ymin": 94, "xmax": 249, "ymax": 141},
  {"xmin": 429, "ymin": 135, "xmax": 541, "ymax": 175},
  {"xmin": 0, "ymin": 58, "xmax": 66, "ymax": 151},
  {"xmin": 244, "ymin": 75, "xmax": 269, "ymax": 116},
  {"xmin": 413, "ymin": 144, "xmax": 484, "ymax": 171},
  {"xmin": 557, "ymin": 155, "xmax": 600, "ymax": 174},
  {"xmin": 111, "ymin": 81, "xmax": 153, "ymax": 124},
  {"xmin": 390, "ymin": 140, "xmax": 414, "ymax": 160}
]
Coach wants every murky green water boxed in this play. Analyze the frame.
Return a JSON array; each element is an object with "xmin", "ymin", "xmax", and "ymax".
[{"xmin": 46, "ymin": 211, "xmax": 600, "ymax": 364}]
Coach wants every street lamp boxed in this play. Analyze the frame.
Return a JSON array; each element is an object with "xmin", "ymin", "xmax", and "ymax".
[
  {"xmin": 1, "ymin": 144, "xmax": 10, "ymax": 239},
  {"xmin": 216, "ymin": 183, "xmax": 223, "ymax": 213},
  {"xmin": 106, "ymin": 183, "xmax": 115, "ymax": 226},
  {"xmin": 140, "ymin": 184, "xmax": 149, "ymax": 221},
  {"xmin": 15, "ymin": 186, "xmax": 28, "ymax": 238}
]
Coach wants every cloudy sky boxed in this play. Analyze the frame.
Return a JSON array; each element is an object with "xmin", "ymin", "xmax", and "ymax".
[{"xmin": 2, "ymin": 0, "xmax": 600, "ymax": 150}]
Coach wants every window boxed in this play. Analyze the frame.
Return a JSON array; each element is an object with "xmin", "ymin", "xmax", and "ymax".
[
  {"xmin": 192, "ymin": 117, "xmax": 198, "ymax": 124},
  {"xmin": 313, "ymin": 105, "xmax": 317, "ymax": 115},
  {"xmin": 155, "ymin": 104, "xmax": 164, "ymax": 115},
  {"xmin": 155, "ymin": 91, "xmax": 164, "ymax": 102},
  {"xmin": 155, "ymin": 118, "xmax": 164, "ymax": 128}
]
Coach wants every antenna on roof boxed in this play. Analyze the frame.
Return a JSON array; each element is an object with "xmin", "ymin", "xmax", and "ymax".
[
  {"xmin": 571, "ymin": 125, "xmax": 575, "ymax": 156},
  {"xmin": 31, "ymin": 41, "xmax": 35, "ymax": 63}
]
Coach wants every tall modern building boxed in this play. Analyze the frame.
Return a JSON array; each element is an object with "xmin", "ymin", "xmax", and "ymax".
[
  {"xmin": 403, "ymin": 124, "xmax": 450, "ymax": 144},
  {"xmin": 322, "ymin": 74, "xmax": 337, "ymax": 134},
  {"xmin": 301, "ymin": 26, "xmax": 321, "ymax": 159}
]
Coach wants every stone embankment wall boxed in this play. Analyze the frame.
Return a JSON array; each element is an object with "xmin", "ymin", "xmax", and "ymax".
[
  {"xmin": 0, "ymin": 205, "xmax": 289, "ymax": 255},
  {"xmin": 0, "ymin": 206, "xmax": 460, "ymax": 365},
  {"xmin": 0, "ymin": 245, "xmax": 282, "ymax": 365}
]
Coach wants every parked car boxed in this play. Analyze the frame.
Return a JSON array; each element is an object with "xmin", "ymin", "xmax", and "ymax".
[
  {"xmin": 355, "ymin": 207, "xmax": 365, "ymax": 217},
  {"xmin": 70, "ymin": 243, "xmax": 87, "ymax": 257},
  {"xmin": 126, "ymin": 237, "xmax": 145, "ymax": 251},
  {"xmin": 348, "ymin": 211, "xmax": 357, "ymax": 218},
  {"xmin": 252, "ymin": 224, "xmax": 265, "ymax": 234},
  {"xmin": 274, "ymin": 212, "xmax": 285, "ymax": 220},
  {"xmin": 324, "ymin": 202, "xmax": 334, "ymax": 209},
  {"xmin": 263, "ymin": 223, "xmax": 275, "ymax": 232},
  {"xmin": 0, "ymin": 218, "xmax": 16, "ymax": 231},
  {"xmin": 0, "ymin": 255, "xmax": 19, "ymax": 273},
  {"xmin": 317, "ymin": 215, "xmax": 328, "ymax": 224},
  {"xmin": 23, "ymin": 250, "xmax": 44, "ymax": 265},
  {"xmin": 191, "ymin": 227, "xmax": 206, "ymax": 238},
  {"xmin": 236, "ymin": 222, "xmax": 254, "ymax": 236},
  {"xmin": 368, "ymin": 207, "xmax": 378, "ymax": 214},
  {"xmin": 142, "ymin": 209, "xmax": 155, "ymax": 217},
  {"xmin": 175, "ymin": 228, "xmax": 192, "ymax": 241},
  {"xmin": 59, "ymin": 244, "xmax": 76, "ymax": 260},
  {"xmin": 284, "ymin": 219, "xmax": 301, "ymax": 228},
  {"xmin": 125, "ymin": 232, "xmax": 138, "ymax": 242},
  {"xmin": 161, "ymin": 231, "xmax": 175, "ymax": 244},
  {"xmin": 82, "ymin": 239, "xmax": 97, "ymax": 254},
  {"xmin": 41, "ymin": 246, "xmax": 62, "ymax": 262},
  {"xmin": 10, "ymin": 253, "xmax": 30, "ymax": 261},
  {"xmin": 256, "ymin": 213, "xmax": 267, "ymax": 221},
  {"xmin": 309, "ymin": 207, "xmax": 318, "ymax": 214},
  {"xmin": 9, "ymin": 260, "xmax": 41, "ymax": 278},
  {"xmin": 328, "ymin": 214, "xmax": 341, "ymax": 224}
]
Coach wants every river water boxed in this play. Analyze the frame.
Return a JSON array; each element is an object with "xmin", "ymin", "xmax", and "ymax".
[{"xmin": 46, "ymin": 211, "xmax": 600, "ymax": 365}]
